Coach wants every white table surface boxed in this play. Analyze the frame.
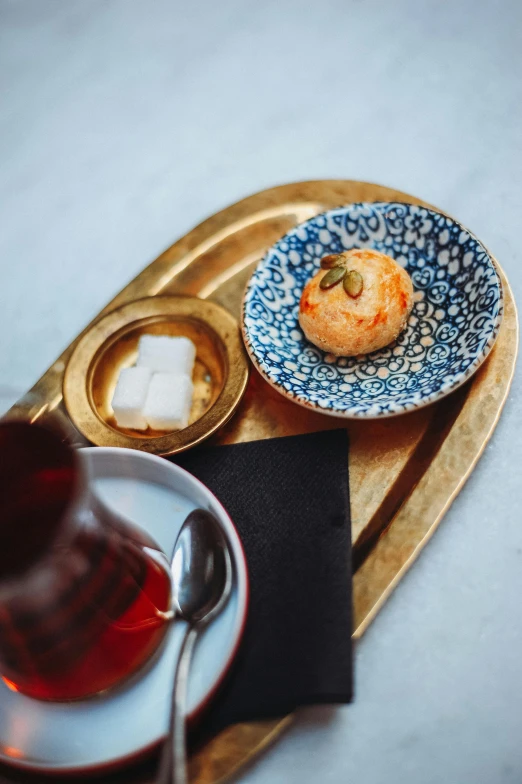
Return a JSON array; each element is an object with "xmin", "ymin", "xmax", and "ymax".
[{"xmin": 1, "ymin": 1, "xmax": 521, "ymax": 782}]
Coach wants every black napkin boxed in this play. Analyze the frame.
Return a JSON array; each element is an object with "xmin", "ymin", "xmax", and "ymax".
[
  {"xmin": 0, "ymin": 430, "xmax": 352, "ymax": 784},
  {"xmin": 174, "ymin": 429, "xmax": 353, "ymax": 738}
]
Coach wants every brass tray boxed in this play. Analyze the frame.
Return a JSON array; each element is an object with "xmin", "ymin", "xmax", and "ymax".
[{"xmin": 7, "ymin": 180, "xmax": 518, "ymax": 784}]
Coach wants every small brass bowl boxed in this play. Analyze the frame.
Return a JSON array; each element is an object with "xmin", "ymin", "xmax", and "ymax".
[{"xmin": 63, "ymin": 296, "xmax": 249, "ymax": 455}]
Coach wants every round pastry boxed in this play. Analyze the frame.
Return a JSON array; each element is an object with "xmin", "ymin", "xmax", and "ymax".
[{"xmin": 298, "ymin": 249, "xmax": 414, "ymax": 356}]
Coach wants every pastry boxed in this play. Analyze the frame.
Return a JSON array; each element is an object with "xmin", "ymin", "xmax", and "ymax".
[{"xmin": 298, "ymin": 249, "xmax": 413, "ymax": 356}]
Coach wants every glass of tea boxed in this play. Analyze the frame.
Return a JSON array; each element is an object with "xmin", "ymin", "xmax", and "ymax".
[{"xmin": 0, "ymin": 420, "xmax": 173, "ymax": 701}]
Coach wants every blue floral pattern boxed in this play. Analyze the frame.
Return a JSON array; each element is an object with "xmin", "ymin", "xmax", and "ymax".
[{"xmin": 242, "ymin": 203, "xmax": 503, "ymax": 418}]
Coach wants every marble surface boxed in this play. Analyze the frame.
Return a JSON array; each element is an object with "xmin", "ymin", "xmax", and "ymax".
[{"xmin": 1, "ymin": 0, "xmax": 521, "ymax": 782}]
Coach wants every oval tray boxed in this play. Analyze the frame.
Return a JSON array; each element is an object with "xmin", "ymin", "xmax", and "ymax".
[{"xmin": 6, "ymin": 181, "xmax": 518, "ymax": 784}]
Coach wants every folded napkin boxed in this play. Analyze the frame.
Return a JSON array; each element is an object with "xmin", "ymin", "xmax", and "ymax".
[
  {"xmin": 0, "ymin": 430, "xmax": 352, "ymax": 784},
  {"xmin": 174, "ymin": 428, "xmax": 353, "ymax": 740}
]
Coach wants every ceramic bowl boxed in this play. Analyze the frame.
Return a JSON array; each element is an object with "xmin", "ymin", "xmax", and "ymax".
[{"xmin": 242, "ymin": 202, "xmax": 503, "ymax": 418}]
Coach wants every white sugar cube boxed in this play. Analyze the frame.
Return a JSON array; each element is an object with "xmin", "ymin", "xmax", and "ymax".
[
  {"xmin": 144, "ymin": 373, "xmax": 193, "ymax": 431},
  {"xmin": 136, "ymin": 335, "xmax": 196, "ymax": 376},
  {"xmin": 111, "ymin": 367, "xmax": 152, "ymax": 430}
]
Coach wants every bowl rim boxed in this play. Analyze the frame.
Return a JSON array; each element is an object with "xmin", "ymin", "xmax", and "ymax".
[{"xmin": 241, "ymin": 201, "xmax": 504, "ymax": 419}]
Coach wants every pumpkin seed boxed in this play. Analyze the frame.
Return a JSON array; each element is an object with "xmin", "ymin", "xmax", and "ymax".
[
  {"xmin": 320, "ymin": 254, "xmax": 344, "ymax": 269},
  {"xmin": 320, "ymin": 266, "xmax": 346, "ymax": 289},
  {"xmin": 343, "ymin": 270, "xmax": 363, "ymax": 298}
]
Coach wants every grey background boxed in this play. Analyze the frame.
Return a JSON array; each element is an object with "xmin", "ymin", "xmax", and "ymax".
[{"xmin": 1, "ymin": 1, "xmax": 521, "ymax": 782}]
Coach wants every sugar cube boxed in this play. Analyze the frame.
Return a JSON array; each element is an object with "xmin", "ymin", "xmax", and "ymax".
[
  {"xmin": 136, "ymin": 335, "xmax": 196, "ymax": 376},
  {"xmin": 111, "ymin": 366, "xmax": 152, "ymax": 430},
  {"xmin": 144, "ymin": 373, "xmax": 193, "ymax": 431}
]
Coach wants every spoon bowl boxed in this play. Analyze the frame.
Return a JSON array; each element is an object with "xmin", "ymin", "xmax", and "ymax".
[{"xmin": 172, "ymin": 509, "xmax": 232, "ymax": 623}]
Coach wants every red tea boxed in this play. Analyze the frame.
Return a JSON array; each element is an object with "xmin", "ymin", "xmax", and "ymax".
[{"xmin": 0, "ymin": 421, "xmax": 171, "ymax": 701}]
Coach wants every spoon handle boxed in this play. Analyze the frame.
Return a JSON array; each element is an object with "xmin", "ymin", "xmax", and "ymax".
[{"xmin": 157, "ymin": 624, "xmax": 198, "ymax": 784}]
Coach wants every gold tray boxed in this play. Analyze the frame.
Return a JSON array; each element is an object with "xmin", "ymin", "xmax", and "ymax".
[{"xmin": 7, "ymin": 180, "xmax": 518, "ymax": 784}]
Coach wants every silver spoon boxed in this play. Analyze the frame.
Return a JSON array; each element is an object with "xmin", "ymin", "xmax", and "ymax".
[{"xmin": 157, "ymin": 508, "xmax": 233, "ymax": 784}]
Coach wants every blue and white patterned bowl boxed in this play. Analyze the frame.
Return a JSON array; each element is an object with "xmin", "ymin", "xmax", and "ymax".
[{"xmin": 242, "ymin": 202, "xmax": 503, "ymax": 419}]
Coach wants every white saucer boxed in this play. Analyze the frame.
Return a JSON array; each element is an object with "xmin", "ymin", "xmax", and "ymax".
[{"xmin": 0, "ymin": 447, "xmax": 249, "ymax": 774}]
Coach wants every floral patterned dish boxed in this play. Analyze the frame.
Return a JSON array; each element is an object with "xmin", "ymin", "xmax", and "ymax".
[{"xmin": 242, "ymin": 202, "xmax": 503, "ymax": 418}]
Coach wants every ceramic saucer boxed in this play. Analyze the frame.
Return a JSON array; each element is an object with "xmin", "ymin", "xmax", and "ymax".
[
  {"xmin": 0, "ymin": 447, "xmax": 248, "ymax": 773},
  {"xmin": 242, "ymin": 202, "xmax": 503, "ymax": 418}
]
